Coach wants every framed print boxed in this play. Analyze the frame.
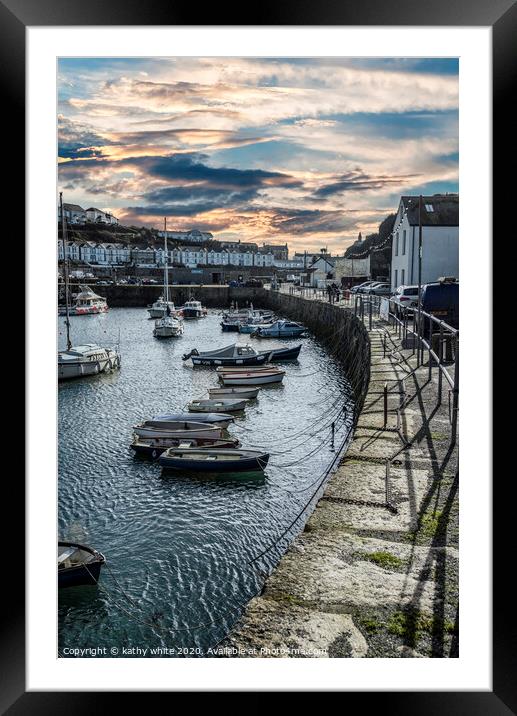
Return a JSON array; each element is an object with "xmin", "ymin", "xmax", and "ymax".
[{"xmin": 3, "ymin": 0, "xmax": 512, "ymax": 706}]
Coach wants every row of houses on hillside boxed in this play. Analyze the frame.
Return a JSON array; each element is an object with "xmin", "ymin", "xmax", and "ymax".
[
  {"xmin": 58, "ymin": 203, "xmax": 119, "ymax": 225},
  {"xmin": 58, "ymin": 241, "xmax": 304, "ymax": 270}
]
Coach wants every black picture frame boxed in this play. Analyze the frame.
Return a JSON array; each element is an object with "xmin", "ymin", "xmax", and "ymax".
[{"xmin": 5, "ymin": 0, "xmax": 510, "ymax": 708}]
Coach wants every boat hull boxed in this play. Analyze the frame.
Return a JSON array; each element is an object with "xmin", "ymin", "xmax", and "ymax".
[
  {"xmin": 208, "ymin": 387, "xmax": 259, "ymax": 399},
  {"xmin": 58, "ymin": 350, "xmax": 121, "ymax": 381},
  {"xmin": 191, "ymin": 353, "xmax": 268, "ymax": 367},
  {"xmin": 188, "ymin": 400, "xmax": 247, "ymax": 413},
  {"xmin": 262, "ymin": 344, "xmax": 302, "ymax": 361},
  {"xmin": 254, "ymin": 328, "xmax": 305, "ymax": 337},
  {"xmin": 131, "ymin": 436, "xmax": 240, "ymax": 458},
  {"xmin": 220, "ymin": 372, "xmax": 284, "ymax": 386},
  {"xmin": 221, "ymin": 322, "xmax": 241, "ymax": 332},
  {"xmin": 134, "ymin": 425, "xmax": 224, "ymax": 439},
  {"xmin": 159, "ymin": 450, "xmax": 269, "ymax": 473},
  {"xmin": 58, "ymin": 542, "xmax": 105, "ymax": 588}
]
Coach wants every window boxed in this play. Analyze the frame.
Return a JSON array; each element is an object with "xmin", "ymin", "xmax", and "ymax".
[
  {"xmin": 425, "ymin": 203, "xmax": 434, "ymax": 212},
  {"xmin": 395, "ymin": 232, "xmax": 399, "ymax": 256},
  {"xmin": 402, "ymin": 230, "xmax": 407, "ymax": 255},
  {"xmin": 394, "ymin": 269, "xmax": 398, "ymax": 289},
  {"xmin": 401, "ymin": 269, "xmax": 405, "ymax": 285}
]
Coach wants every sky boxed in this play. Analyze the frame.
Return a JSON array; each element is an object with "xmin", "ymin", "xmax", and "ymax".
[{"xmin": 58, "ymin": 57, "xmax": 458, "ymax": 254}]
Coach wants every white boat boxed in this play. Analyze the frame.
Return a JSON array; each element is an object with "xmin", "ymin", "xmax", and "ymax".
[
  {"xmin": 58, "ymin": 285, "xmax": 108, "ymax": 315},
  {"xmin": 181, "ymin": 299, "xmax": 206, "ymax": 319},
  {"xmin": 133, "ymin": 421, "xmax": 224, "ymax": 440},
  {"xmin": 57, "ymin": 193, "xmax": 121, "ymax": 381},
  {"xmin": 151, "ymin": 220, "xmax": 184, "ymax": 337},
  {"xmin": 253, "ymin": 319, "xmax": 306, "ymax": 338},
  {"xmin": 188, "ymin": 399, "xmax": 248, "ymax": 413},
  {"xmin": 154, "ymin": 311, "xmax": 184, "ymax": 338},
  {"xmin": 147, "ymin": 296, "xmax": 176, "ymax": 318},
  {"xmin": 208, "ymin": 386, "xmax": 260, "ymax": 399},
  {"xmin": 220, "ymin": 369, "xmax": 285, "ymax": 386},
  {"xmin": 58, "ymin": 344, "xmax": 121, "ymax": 380}
]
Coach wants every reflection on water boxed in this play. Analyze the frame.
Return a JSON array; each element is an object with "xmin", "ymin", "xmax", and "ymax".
[{"xmin": 58, "ymin": 308, "xmax": 355, "ymax": 656}]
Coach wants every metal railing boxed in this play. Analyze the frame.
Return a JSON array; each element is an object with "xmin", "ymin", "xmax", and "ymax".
[{"xmin": 354, "ymin": 293, "xmax": 459, "ymax": 446}]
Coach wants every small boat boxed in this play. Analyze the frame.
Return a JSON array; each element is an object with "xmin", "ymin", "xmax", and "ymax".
[
  {"xmin": 253, "ymin": 320, "xmax": 306, "ymax": 338},
  {"xmin": 159, "ymin": 448, "xmax": 270, "ymax": 473},
  {"xmin": 188, "ymin": 399, "xmax": 247, "ymax": 413},
  {"xmin": 151, "ymin": 412, "xmax": 235, "ymax": 428},
  {"xmin": 154, "ymin": 312, "xmax": 184, "ymax": 338},
  {"xmin": 220, "ymin": 369, "xmax": 285, "ymax": 386},
  {"xmin": 221, "ymin": 307, "xmax": 274, "ymax": 331},
  {"xmin": 147, "ymin": 296, "xmax": 177, "ymax": 318},
  {"xmin": 58, "ymin": 285, "xmax": 109, "ymax": 316},
  {"xmin": 58, "ymin": 541, "xmax": 105, "ymax": 588},
  {"xmin": 130, "ymin": 435, "xmax": 240, "ymax": 459},
  {"xmin": 260, "ymin": 344, "xmax": 302, "ymax": 361},
  {"xmin": 208, "ymin": 386, "xmax": 260, "ymax": 399},
  {"xmin": 133, "ymin": 421, "xmax": 225, "ymax": 440},
  {"xmin": 180, "ymin": 299, "xmax": 206, "ymax": 319},
  {"xmin": 182, "ymin": 343, "xmax": 268, "ymax": 367},
  {"xmin": 215, "ymin": 363, "xmax": 277, "ymax": 373},
  {"xmin": 58, "ymin": 344, "xmax": 121, "ymax": 380},
  {"xmin": 238, "ymin": 323, "xmax": 272, "ymax": 334}
]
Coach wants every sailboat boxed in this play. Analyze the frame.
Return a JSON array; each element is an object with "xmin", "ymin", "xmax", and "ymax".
[
  {"xmin": 58, "ymin": 192, "xmax": 121, "ymax": 381},
  {"xmin": 153, "ymin": 219, "xmax": 184, "ymax": 338}
]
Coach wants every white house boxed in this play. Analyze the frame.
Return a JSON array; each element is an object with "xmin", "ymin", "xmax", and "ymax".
[
  {"xmin": 58, "ymin": 203, "xmax": 86, "ymax": 224},
  {"xmin": 390, "ymin": 194, "xmax": 459, "ymax": 290},
  {"xmin": 85, "ymin": 207, "xmax": 119, "ymax": 224},
  {"xmin": 305, "ymin": 256, "xmax": 336, "ymax": 287}
]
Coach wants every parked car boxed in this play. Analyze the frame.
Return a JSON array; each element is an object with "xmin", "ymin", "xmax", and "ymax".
[
  {"xmin": 351, "ymin": 280, "xmax": 377, "ymax": 294},
  {"xmin": 420, "ymin": 278, "xmax": 459, "ymax": 331},
  {"xmin": 391, "ymin": 285, "xmax": 420, "ymax": 315},
  {"xmin": 367, "ymin": 283, "xmax": 392, "ymax": 296}
]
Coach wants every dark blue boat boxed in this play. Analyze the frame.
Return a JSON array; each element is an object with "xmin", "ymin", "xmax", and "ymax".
[
  {"xmin": 58, "ymin": 541, "xmax": 105, "ymax": 588},
  {"xmin": 159, "ymin": 448, "xmax": 269, "ymax": 473},
  {"xmin": 261, "ymin": 344, "xmax": 302, "ymax": 361}
]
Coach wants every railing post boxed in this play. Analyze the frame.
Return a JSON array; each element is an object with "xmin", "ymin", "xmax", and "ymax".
[
  {"xmin": 383, "ymin": 382, "xmax": 388, "ymax": 428},
  {"xmin": 437, "ymin": 323, "xmax": 444, "ymax": 404},
  {"xmin": 368, "ymin": 296, "xmax": 372, "ymax": 330},
  {"xmin": 451, "ymin": 335, "xmax": 459, "ymax": 445}
]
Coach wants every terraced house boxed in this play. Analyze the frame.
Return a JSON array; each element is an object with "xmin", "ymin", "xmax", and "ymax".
[{"xmin": 390, "ymin": 194, "xmax": 459, "ymax": 290}]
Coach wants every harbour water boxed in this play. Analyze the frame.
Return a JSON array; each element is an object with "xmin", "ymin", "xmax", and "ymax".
[{"xmin": 58, "ymin": 308, "xmax": 355, "ymax": 656}]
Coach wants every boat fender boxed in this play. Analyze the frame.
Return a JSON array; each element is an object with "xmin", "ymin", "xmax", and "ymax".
[{"xmin": 152, "ymin": 449, "xmax": 158, "ymax": 459}]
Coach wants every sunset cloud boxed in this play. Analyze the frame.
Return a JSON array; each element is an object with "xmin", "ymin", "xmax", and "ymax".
[{"xmin": 58, "ymin": 57, "xmax": 458, "ymax": 252}]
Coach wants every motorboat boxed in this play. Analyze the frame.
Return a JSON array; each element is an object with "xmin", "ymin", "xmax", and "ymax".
[
  {"xmin": 252, "ymin": 320, "xmax": 306, "ymax": 338},
  {"xmin": 58, "ymin": 541, "xmax": 105, "ymax": 588},
  {"xmin": 151, "ymin": 412, "xmax": 234, "ymax": 428},
  {"xmin": 238, "ymin": 323, "xmax": 272, "ymax": 334},
  {"xmin": 159, "ymin": 448, "xmax": 270, "ymax": 473},
  {"xmin": 58, "ymin": 344, "xmax": 121, "ymax": 380},
  {"xmin": 188, "ymin": 399, "xmax": 247, "ymax": 413},
  {"xmin": 147, "ymin": 295, "xmax": 177, "ymax": 318},
  {"xmin": 130, "ymin": 435, "xmax": 240, "ymax": 459},
  {"xmin": 208, "ymin": 386, "xmax": 260, "ymax": 400},
  {"xmin": 180, "ymin": 299, "xmax": 206, "ymax": 319},
  {"xmin": 182, "ymin": 343, "xmax": 269, "ymax": 367},
  {"xmin": 57, "ymin": 193, "xmax": 121, "ymax": 381},
  {"xmin": 260, "ymin": 344, "xmax": 302, "ymax": 361},
  {"xmin": 58, "ymin": 285, "xmax": 109, "ymax": 315},
  {"xmin": 219, "ymin": 369, "xmax": 285, "ymax": 386},
  {"xmin": 133, "ymin": 421, "xmax": 225, "ymax": 440}
]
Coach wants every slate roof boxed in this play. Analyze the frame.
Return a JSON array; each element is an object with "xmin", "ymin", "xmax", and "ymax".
[{"xmin": 401, "ymin": 194, "xmax": 459, "ymax": 226}]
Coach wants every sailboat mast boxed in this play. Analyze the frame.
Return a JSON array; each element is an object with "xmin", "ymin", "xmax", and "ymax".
[
  {"xmin": 60, "ymin": 192, "xmax": 72, "ymax": 351},
  {"xmin": 164, "ymin": 217, "xmax": 169, "ymax": 304}
]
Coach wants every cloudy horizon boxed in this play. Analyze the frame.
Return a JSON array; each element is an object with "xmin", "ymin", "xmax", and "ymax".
[{"xmin": 58, "ymin": 57, "xmax": 458, "ymax": 254}]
